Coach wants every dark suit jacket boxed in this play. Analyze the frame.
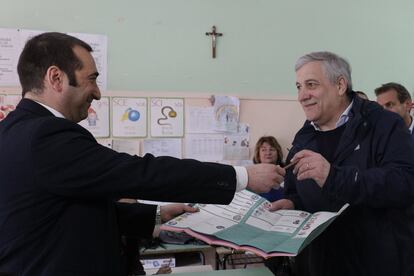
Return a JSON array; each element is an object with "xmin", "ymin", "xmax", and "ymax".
[{"xmin": 0, "ymin": 99, "xmax": 236, "ymax": 276}]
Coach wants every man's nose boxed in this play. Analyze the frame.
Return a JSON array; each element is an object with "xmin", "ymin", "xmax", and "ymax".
[
  {"xmin": 93, "ymin": 87, "xmax": 101, "ymax": 100},
  {"xmin": 297, "ymin": 88, "xmax": 309, "ymax": 102}
]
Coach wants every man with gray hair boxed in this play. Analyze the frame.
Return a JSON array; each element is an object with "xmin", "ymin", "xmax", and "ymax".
[{"xmin": 269, "ymin": 51, "xmax": 414, "ymax": 275}]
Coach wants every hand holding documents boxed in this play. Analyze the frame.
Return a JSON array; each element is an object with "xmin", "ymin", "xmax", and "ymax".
[
  {"xmin": 160, "ymin": 190, "xmax": 348, "ymax": 258},
  {"xmin": 246, "ymin": 164, "xmax": 285, "ymax": 193}
]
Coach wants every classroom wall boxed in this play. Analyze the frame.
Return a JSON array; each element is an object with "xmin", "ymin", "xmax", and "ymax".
[
  {"xmin": 1, "ymin": 0, "xmax": 412, "ymax": 155},
  {"xmin": 1, "ymin": 0, "xmax": 414, "ymax": 99},
  {"xmin": 0, "ymin": 88, "xmax": 304, "ymax": 160},
  {"xmin": 184, "ymin": 94, "xmax": 304, "ymax": 159}
]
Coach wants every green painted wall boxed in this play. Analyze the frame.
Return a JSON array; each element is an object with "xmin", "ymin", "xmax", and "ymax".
[{"xmin": 1, "ymin": 0, "xmax": 413, "ymax": 98}]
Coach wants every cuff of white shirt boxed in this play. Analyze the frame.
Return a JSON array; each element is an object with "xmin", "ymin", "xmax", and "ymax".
[
  {"xmin": 234, "ymin": 166, "xmax": 248, "ymax": 192},
  {"xmin": 155, "ymin": 205, "xmax": 162, "ymax": 225}
]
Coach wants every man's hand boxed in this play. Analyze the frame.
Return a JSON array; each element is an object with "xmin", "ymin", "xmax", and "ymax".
[
  {"xmin": 246, "ymin": 163, "xmax": 285, "ymax": 193},
  {"xmin": 267, "ymin": 199, "xmax": 294, "ymax": 211},
  {"xmin": 160, "ymin": 203, "xmax": 199, "ymax": 223},
  {"xmin": 291, "ymin": 149, "xmax": 330, "ymax": 187}
]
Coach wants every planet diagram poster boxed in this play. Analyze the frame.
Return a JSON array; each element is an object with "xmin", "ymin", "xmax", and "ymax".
[{"xmin": 112, "ymin": 97, "xmax": 147, "ymax": 137}]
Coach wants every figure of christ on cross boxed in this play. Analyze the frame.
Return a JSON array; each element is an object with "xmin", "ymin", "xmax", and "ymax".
[{"xmin": 205, "ymin": 26, "xmax": 223, "ymax": 58}]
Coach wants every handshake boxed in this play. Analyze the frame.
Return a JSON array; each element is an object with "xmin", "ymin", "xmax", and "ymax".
[{"xmin": 246, "ymin": 163, "xmax": 285, "ymax": 194}]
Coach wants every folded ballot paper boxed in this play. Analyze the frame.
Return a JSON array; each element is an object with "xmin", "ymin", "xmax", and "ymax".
[{"xmin": 160, "ymin": 190, "xmax": 348, "ymax": 258}]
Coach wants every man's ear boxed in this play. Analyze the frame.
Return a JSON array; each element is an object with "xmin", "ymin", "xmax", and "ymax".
[
  {"xmin": 404, "ymin": 99, "xmax": 412, "ymax": 113},
  {"xmin": 45, "ymin": 66, "xmax": 64, "ymax": 92},
  {"xmin": 337, "ymin": 76, "xmax": 348, "ymax": 96}
]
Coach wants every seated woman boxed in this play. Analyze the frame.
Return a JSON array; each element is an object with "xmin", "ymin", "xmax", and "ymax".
[{"xmin": 253, "ymin": 136, "xmax": 284, "ymax": 201}]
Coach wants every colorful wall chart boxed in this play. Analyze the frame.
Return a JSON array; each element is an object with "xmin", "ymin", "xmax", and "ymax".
[
  {"xmin": 112, "ymin": 97, "xmax": 147, "ymax": 137},
  {"xmin": 150, "ymin": 98, "xmax": 184, "ymax": 137},
  {"xmin": 78, "ymin": 97, "xmax": 110, "ymax": 138}
]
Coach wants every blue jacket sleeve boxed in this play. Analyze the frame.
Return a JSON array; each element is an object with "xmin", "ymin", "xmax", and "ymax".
[{"xmin": 324, "ymin": 114, "xmax": 414, "ymax": 208}]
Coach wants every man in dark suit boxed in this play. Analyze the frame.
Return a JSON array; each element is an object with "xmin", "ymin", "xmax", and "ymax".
[
  {"xmin": 375, "ymin": 82, "xmax": 414, "ymax": 138},
  {"xmin": 0, "ymin": 32, "xmax": 285, "ymax": 276}
]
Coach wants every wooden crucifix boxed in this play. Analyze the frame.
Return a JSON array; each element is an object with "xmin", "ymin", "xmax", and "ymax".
[{"xmin": 205, "ymin": 26, "xmax": 222, "ymax": 58}]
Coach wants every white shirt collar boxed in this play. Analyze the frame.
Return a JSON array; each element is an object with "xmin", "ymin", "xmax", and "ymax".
[
  {"xmin": 311, "ymin": 100, "xmax": 354, "ymax": 131},
  {"xmin": 34, "ymin": 100, "xmax": 66, "ymax": 119},
  {"xmin": 409, "ymin": 115, "xmax": 414, "ymax": 134}
]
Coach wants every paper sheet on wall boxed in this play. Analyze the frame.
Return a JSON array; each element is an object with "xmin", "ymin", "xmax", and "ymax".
[
  {"xmin": 143, "ymin": 138, "xmax": 182, "ymax": 159},
  {"xmin": 212, "ymin": 95, "xmax": 240, "ymax": 133},
  {"xmin": 150, "ymin": 98, "xmax": 184, "ymax": 137},
  {"xmin": 223, "ymin": 123, "xmax": 250, "ymax": 160},
  {"xmin": 0, "ymin": 28, "xmax": 108, "ymax": 92},
  {"xmin": 0, "ymin": 94, "xmax": 21, "ymax": 121},
  {"xmin": 185, "ymin": 106, "xmax": 215, "ymax": 133},
  {"xmin": 184, "ymin": 133, "xmax": 224, "ymax": 161},
  {"xmin": 0, "ymin": 28, "xmax": 43, "ymax": 86},
  {"xmin": 112, "ymin": 97, "xmax": 147, "ymax": 137},
  {"xmin": 19, "ymin": 29, "xmax": 44, "ymax": 49},
  {"xmin": 68, "ymin": 32, "xmax": 108, "ymax": 92},
  {"xmin": 97, "ymin": 138, "xmax": 113, "ymax": 149},
  {"xmin": 112, "ymin": 139, "xmax": 141, "ymax": 156},
  {"xmin": 78, "ymin": 97, "xmax": 110, "ymax": 138},
  {"xmin": 0, "ymin": 28, "xmax": 21, "ymax": 86}
]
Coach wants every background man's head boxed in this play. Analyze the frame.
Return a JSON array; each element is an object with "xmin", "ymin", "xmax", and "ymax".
[
  {"xmin": 295, "ymin": 51, "xmax": 352, "ymax": 131},
  {"xmin": 17, "ymin": 32, "xmax": 93, "ymax": 97},
  {"xmin": 375, "ymin": 82, "xmax": 412, "ymax": 127}
]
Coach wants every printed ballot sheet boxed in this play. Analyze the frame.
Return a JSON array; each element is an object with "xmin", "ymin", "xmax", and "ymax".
[
  {"xmin": 168, "ymin": 190, "xmax": 258, "ymax": 235},
  {"xmin": 162, "ymin": 190, "xmax": 349, "ymax": 258},
  {"xmin": 246, "ymin": 205, "xmax": 310, "ymax": 234}
]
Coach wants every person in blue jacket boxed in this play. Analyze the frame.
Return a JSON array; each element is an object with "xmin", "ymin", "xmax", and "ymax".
[
  {"xmin": 253, "ymin": 136, "xmax": 285, "ymax": 201},
  {"xmin": 375, "ymin": 82, "xmax": 414, "ymax": 138},
  {"xmin": 269, "ymin": 51, "xmax": 414, "ymax": 276}
]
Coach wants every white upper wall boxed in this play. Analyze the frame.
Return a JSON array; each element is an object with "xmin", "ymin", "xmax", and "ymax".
[{"xmin": 1, "ymin": 0, "xmax": 413, "ymax": 99}]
